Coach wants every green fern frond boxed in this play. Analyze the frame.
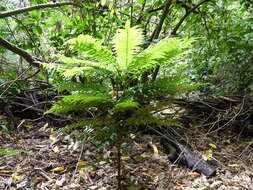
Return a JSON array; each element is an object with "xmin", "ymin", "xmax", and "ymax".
[
  {"xmin": 145, "ymin": 77, "xmax": 191, "ymax": 96},
  {"xmin": 144, "ymin": 38, "xmax": 188, "ymax": 61},
  {"xmin": 127, "ymin": 52, "xmax": 157, "ymax": 75},
  {"xmin": 113, "ymin": 21, "xmax": 143, "ymax": 70},
  {"xmin": 61, "ymin": 115, "xmax": 114, "ymax": 133},
  {"xmin": 123, "ymin": 77, "xmax": 195, "ymax": 103},
  {"xmin": 59, "ymin": 56, "xmax": 115, "ymax": 74},
  {"xmin": 125, "ymin": 114, "xmax": 182, "ymax": 128},
  {"xmin": 112, "ymin": 101, "xmax": 139, "ymax": 113},
  {"xmin": 127, "ymin": 38, "xmax": 192, "ymax": 75},
  {"xmin": 52, "ymin": 80, "xmax": 109, "ymax": 94},
  {"xmin": 67, "ymin": 35, "xmax": 117, "ymax": 70},
  {"xmin": 60, "ymin": 66, "xmax": 93, "ymax": 78},
  {"xmin": 45, "ymin": 94, "xmax": 115, "ymax": 114}
]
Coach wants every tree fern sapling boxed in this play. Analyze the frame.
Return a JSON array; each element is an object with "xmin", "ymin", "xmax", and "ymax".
[{"xmin": 44, "ymin": 21, "xmax": 194, "ymax": 189}]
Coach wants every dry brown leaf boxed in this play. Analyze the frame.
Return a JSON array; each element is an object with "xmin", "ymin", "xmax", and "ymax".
[
  {"xmin": 0, "ymin": 169, "xmax": 12, "ymax": 173},
  {"xmin": 17, "ymin": 168, "xmax": 30, "ymax": 174},
  {"xmin": 189, "ymin": 172, "xmax": 202, "ymax": 178},
  {"xmin": 54, "ymin": 175, "xmax": 66, "ymax": 188},
  {"xmin": 77, "ymin": 161, "xmax": 89, "ymax": 169},
  {"xmin": 52, "ymin": 146, "xmax": 59, "ymax": 153},
  {"xmin": 32, "ymin": 177, "xmax": 44, "ymax": 185}
]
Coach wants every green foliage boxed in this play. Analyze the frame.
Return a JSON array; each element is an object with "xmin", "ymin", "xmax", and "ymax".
[
  {"xmin": 185, "ymin": 2, "xmax": 253, "ymax": 95},
  {"xmin": 0, "ymin": 68, "xmax": 28, "ymax": 104},
  {"xmin": 0, "ymin": 120, "xmax": 9, "ymax": 134},
  {"xmin": 112, "ymin": 101, "xmax": 139, "ymax": 113},
  {"xmin": 45, "ymin": 21, "xmax": 194, "ymax": 147},
  {"xmin": 45, "ymin": 94, "xmax": 114, "ymax": 114}
]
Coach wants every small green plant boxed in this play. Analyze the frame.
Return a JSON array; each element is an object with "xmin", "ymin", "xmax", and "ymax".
[
  {"xmin": 0, "ymin": 120, "xmax": 9, "ymax": 134},
  {"xmin": 0, "ymin": 148, "xmax": 24, "ymax": 156},
  {"xmin": 44, "ymin": 21, "xmax": 194, "ymax": 189}
]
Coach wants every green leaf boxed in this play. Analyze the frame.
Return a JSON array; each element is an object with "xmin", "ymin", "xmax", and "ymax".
[
  {"xmin": 22, "ymin": 18, "xmax": 35, "ymax": 25},
  {"xmin": 127, "ymin": 38, "xmax": 193, "ymax": 75},
  {"xmin": 33, "ymin": 25, "xmax": 42, "ymax": 35},
  {"xmin": 101, "ymin": 0, "xmax": 107, "ymax": 6},
  {"xmin": 30, "ymin": 10, "xmax": 41, "ymax": 19}
]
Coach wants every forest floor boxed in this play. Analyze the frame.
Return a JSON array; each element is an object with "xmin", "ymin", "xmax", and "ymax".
[{"xmin": 0, "ymin": 116, "xmax": 253, "ymax": 190}]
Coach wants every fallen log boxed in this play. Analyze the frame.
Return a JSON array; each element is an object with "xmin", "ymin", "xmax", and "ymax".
[{"xmin": 160, "ymin": 138, "xmax": 217, "ymax": 177}]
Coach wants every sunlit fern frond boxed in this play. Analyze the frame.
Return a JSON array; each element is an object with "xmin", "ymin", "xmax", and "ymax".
[
  {"xmin": 113, "ymin": 21, "xmax": 143, "ymax": 71},
  {"xmin": 127, "ymin": 38, "xmax": 193, "ymax": 76},
  {"xmin": 67, "ymin": 35, "xmax": 117, "ymax": 70},
  {"xmin": 143, "ymin": 38, "xmax": 191, "ymax": 61},
  {"xmin": 59, "ymin": 56, "xmax": 114, "ymax": 76}
]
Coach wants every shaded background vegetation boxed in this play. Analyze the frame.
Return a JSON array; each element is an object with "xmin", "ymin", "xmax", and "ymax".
[{"xmin": 1, "ymin": 0, "xmax": 253, "ymax": 99}]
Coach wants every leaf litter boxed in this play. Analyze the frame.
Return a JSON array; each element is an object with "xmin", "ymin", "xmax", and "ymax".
[{"xmin": 0, "ymin": 119, "xmax": 252, "ymax": 190}]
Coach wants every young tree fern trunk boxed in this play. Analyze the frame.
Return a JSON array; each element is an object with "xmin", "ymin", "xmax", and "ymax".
[
  {"xmin": 115, "ymin": 89, "xmax": 123, "ymax": 190},
  {"xmin": 116, "ymin": 131, "xmax": 122, "ymax": 190}
]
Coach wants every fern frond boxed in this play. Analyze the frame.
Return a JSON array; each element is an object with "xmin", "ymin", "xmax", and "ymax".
[
  {"xmin": 127, "ymin": 52, "xmax": 157, "ymax": 75},
  {"xmin": 61, "ymin": 115, "xmax": 114, "ymax": 133},
  {"xmin": 112, "ymin": 101, "xmax": 139, "ymax": 113},
  {"xmin": 113, "ymin": 21, "xmax": 143, "ymax": 71},
  {"xmin": 144, "ymin": 38, "xmax": 190, "ymax": 61},
  {"xmin": 52, "ymin": 80, "xmax": 109, "ymax": 94},
  {"xmin": 127, "ymin": 38, "xmax": 192, "ymax": 75},
  {"xmin": 125, "ymin": 114, "xmax": 182, "ymax": 128},
  {"xmin": 45, "ymin": 94, "xmax": 115, "ymax": 114},
  {"xmin": 59, "ymin": 66, "xmax": 94, "ymax": 78},
  {"xmin": 67, "ymin": 35, "xmax": 117, "ymax": 70},
  {"xmin": 59, "ymin": 56, "xmax": 115, "ymax": 74},
  {"xmin": 123, "ymin": 77, "xmax": 195, "ymax": 103}
]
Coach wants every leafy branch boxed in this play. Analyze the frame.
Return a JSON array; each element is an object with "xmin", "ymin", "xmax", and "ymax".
[
  {"xmin": 0, "ymin": 1, "xmax": 82, "ymax": 19},
  {"xmin": 171, "ymin": 0, "xmax": 211, "ymax": 35},
  {"xmin": 0, "ymin": 1, "xmax": 83, "ymax": 67}
]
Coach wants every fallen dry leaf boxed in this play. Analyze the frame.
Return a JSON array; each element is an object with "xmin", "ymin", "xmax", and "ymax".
[
  {"xmin": 52, "ymin": 146, "xmax": 59, "ymax": 153},
  {"xmin": 50, "ymin": 167, "xmax": 65, "ymax": 172},
  {"xmin": 11, "ymin": 174, "xmax": 22, "ymax": 181},
  {"xmin": 17, "ymin": 168, "xmax": 30, "ymax": 174},
  {"xmin": 32, "ymin": 177, "xmax": 44, "ymax": 185}
]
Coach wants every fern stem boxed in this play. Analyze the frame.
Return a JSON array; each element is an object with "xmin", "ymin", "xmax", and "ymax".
[{"xmin": 116, "ymin": 131, "xmax": 122, "ymax": 190}]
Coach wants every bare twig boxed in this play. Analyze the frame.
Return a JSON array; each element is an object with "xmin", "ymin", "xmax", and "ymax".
[
  {"xmin": 34, "ymin": 168, "xmax": 53, "ymax": 181},
  {"xmin": 70, "ymin": 138, "xmax": 85, "ymax": 183},
  {"xmin": 0, "ymin": 65, "xmax": 33, "ymax": 98}
]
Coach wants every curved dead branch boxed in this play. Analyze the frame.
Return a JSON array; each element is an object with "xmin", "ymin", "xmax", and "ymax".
[{"xmin": 0, "ymin": 36, "xmax": 41, "ymax": 67}]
